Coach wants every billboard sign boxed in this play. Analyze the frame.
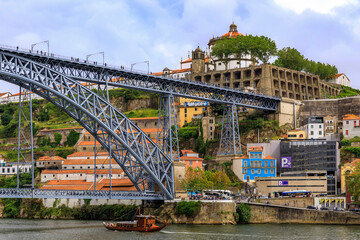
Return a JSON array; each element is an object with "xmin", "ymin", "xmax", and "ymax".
[
  {"xmin": 184, "ymin": 101, "xmax": 209, "ymax": 107},
  {"xmin": 278, "ymin": 180, "xmax": 288, "ymax": 186},
  {"xmin": 281, "ymin": 157, "xmax": 292, "ymax": 168}
]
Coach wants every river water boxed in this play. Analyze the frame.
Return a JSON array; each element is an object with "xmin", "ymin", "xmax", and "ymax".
[{"xmin": 0, "ymin": 219, "xmax": 360, "ymax": 240}]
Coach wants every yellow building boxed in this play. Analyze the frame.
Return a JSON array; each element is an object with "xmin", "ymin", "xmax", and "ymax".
[
  {"xmin": 286, "ymin": 129, "xmax": 306, "ymax": 139},
  {"xmin": 177, "ymin": 98, "xmax": 209, "ymax": 127},
  {"xmin": 341, "ymin": 159, "xmax": 360, "ymax": 194}
]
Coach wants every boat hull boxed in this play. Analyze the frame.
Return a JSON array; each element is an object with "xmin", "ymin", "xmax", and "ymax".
[{"xmin": 104, "ymin": 222, "xmax": 167, "ymax": 232}]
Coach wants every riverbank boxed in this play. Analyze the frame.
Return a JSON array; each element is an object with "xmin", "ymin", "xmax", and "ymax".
[{"xmin": 2, "ymin": 198, "xmax": 360, "ymax": 225}]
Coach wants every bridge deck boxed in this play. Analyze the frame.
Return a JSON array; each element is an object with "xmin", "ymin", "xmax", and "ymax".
[{"xmin": 0, "ymin": 44, "xmax": 281, "ymax": 111}]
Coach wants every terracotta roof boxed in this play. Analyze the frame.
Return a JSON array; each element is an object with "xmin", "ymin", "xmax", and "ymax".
[
  {"xmin": 235, "ymin": 155, "xmax": 249, "ymax": 159},
  {"xmin": 343, "ymin": 114, "xmax": 360, "ymax": 120},
  {"xmin": 222, "ymin": 31, "xmax": 244, "ymax": 38},
  {"xmin": 350, "ymin": 159, "xmax": 360, "ymax": 166},
  {"xmin": 181, "ymin": 58, "xmax": 192, "ymax": 63},
  {"xmin": 264, "ymin": 156, "xmax": 276, "ymax": 160},
  {"xmin": 36, "ymin": 156, "xmax": 65, "ymax": 162},
  {"xmin": 78, "ymin": 141, "xmax": 100, "ymax": 146},
  {"xmin": 330, "ymin": 73, "xmax": 344, "ymax": 79},
  {"xmin": 42, "ymin": 169, "xmax": 124, "ymax": 174},
  {"xmin": 67, "ymin": 152, "xmax": 109, "ymax": 157},
  {"xmin": 151, "ymin": 72, "xmax": 163, "ymax": 76},
  {"xmin": 249, "ymin": 146, "xmax": 263, "ymax": 151},
  {"xmin": 181, "ymin": 150, "xmax": 197, "ymax": 154},
  {"xmin": 45, "ymin": 180, "xmax": 92, "ymax": 185},
  {"xmin": 180, "ymin": 156, "xmax": 203, "ymax": 160},
  {"xmin": 141, "ymin": 128, "xmax": 158, "ymax": 133},
  {"xmin": 62, "ymin": 159, "xmax": 118, "ymax": 165},
  {"xmin": 41, "ymin": 185, "xmax": 92, "ymax": 191},
  {"xmin": 0, "ymin": 93, "xmax": 9, "ymax": 97}
]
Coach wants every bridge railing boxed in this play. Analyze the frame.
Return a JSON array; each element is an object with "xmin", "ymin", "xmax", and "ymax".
[{"xmin": 0, "ymin": 188, "xmax": 165, "ymax": 200}]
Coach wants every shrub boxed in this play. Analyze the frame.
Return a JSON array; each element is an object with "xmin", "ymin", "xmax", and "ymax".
[
  {"xmin": 66, "ymin": 130, "xmax": 80, "ymax": 147},
  {"xmin": 54, "ymin": 133, "xmax": 62, "ymax": 145},
  {"xmin": 175, "ymin": 201, "xmax": 201, "ymax": 218},
  {"xmin": 236, "ymin": 203, "xmax": 251, "ymax": 224}
]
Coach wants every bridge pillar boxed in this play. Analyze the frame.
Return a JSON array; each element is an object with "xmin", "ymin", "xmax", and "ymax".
[
  {"xmin": 16, "ymin": 87, "xmax": 35, "ymax": 189},
  {"xmin": 218, "ymin": 104, "xmax": 242, "ymax": 156},
  {"xmin": 156, "ymin": 94, "xmax": 180, "ymax": 161}
]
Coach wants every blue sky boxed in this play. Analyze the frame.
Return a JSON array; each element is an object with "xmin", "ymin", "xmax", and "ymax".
[{"xmin": 0, "ymin": 0, "xmax": 359, "ymax": 93}]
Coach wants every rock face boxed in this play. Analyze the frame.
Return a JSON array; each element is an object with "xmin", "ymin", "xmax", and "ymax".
[
  {"xmin": 156, "ymin": 201, "xmax": 236, "ymax": 225},
  {"xmin": 248, "ymin": 203, "xmax": 360, "ymax": 224}
]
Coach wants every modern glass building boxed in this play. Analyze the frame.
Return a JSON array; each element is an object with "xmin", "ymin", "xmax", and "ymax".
[{"xmin": 280, "ymin": 139, "xmax": 337, "ymax": 195}]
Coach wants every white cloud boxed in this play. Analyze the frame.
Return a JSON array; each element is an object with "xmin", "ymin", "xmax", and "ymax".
[{"xmin": 274, "ymin": 0, "xmax": 358, "ymax": 14}]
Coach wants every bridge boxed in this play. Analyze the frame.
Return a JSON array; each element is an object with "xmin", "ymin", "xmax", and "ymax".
[{"xmin": 0, "ymin": 45, "xmax": 281, "ymax": 201}]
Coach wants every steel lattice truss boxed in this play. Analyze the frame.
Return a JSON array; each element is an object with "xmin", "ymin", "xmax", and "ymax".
[
  {"xmin": 0, "ymin": 46, "xmax": 281, "ymax": 111},
  {"xmin": 0, "ymin": 51, "xmax": 173, "ymax": 200},
  {"xmin": 218, "ymin": 105, "xmax": 242, "ymax": 155},
  {"xmin": 156, "ymin": 95, "xmax": 180, "ymax": 161}
]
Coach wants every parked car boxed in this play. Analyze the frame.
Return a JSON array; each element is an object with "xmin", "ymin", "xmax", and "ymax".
[
  {"xmin": 320, "ymin": 207, "xmax": 329, "ymax": 211},
  {"xmin": 307, "ymin": 205, "xmax": 317, "ymax": 210}
]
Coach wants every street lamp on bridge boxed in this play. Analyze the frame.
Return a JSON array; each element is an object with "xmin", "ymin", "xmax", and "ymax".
[
  {"xmin": 31, "ymin": 40, "xmax": 49, "ymax": 55},
  {"xmin": 131, "ymin": 61, "xmax": 149, "ymax": 74},
  {"xmin": 86, "ymin": 51, "xmax": 104, "ymax": 65}
]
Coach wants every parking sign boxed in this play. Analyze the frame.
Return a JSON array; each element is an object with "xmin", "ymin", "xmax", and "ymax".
[{"xmin": 281, "ymin": 157, "xmax": 291, "ymax": 168}]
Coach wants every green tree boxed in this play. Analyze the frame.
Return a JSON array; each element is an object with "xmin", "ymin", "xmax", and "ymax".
[
  {"xmin": 66, "ymin": 130, "xmax": 80, "ymax": 147},
  {"xmin": 274, "ymin": 47, "xmax": 305, "ymax": 71},
  {"xmin": 253, "ymin": 35, "xmax": 277, "ymax": 63},
  {"xmin": 212, "ymin": 38, "xmax": 235, "ymax": 70},
  {"xmin": 346, "ymin": 163, "xmax": 360, "ymax": 204},
  {"xmin": 54, "ymin": 133, "xmax": 62, "ymax": 145},
  {"xmin": 1, "ymin": 113, "xmax": 12, "ymax": 126}
]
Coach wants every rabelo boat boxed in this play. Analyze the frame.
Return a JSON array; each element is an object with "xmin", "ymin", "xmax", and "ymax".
[{"xmin": 103, "ymin": 214, "xmax": 167, "ymax": 232}]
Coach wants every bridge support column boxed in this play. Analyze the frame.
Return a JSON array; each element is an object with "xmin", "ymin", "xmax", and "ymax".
[
  {"xmin": 156, "ymin": 94, "xmax": 180, "ymax": 162},
  {"xmin": 218, "ymin": 104, "xmax": 241, "ymax": 155},
  {"xmin": 16, "ymin": 87, "xmax": 35, "ymax": 189}
]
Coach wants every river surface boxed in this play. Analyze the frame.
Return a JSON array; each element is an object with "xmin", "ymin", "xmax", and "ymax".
[{"xmin": 0, "ymin": 219, "xmax": 360, "ymax": 240}]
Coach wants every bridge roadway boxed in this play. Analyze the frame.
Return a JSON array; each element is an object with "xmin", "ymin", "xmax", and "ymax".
[{"xmin": 0, "ymin": 45, "xmax": 281, "ymax": 111}]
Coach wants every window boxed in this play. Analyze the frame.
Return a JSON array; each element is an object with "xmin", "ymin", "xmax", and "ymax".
[
  {"xmin": 218, "ymin": 63, "xmax": 221, "ymax": 66},
  {"xmin": 300, "ymin": 134, "xmax": 303, "ymax": 138},
  {"xmin": 258, "ymin": 169, "xmax": 261, "ymax": 174},
  {"xmin": 195, "ymin": 108, "xmax": 197, "ymax": 111},
  {"xmin": 270, "ymin": 169, "xmax": 274, "ymax": 174},
  {"xmin": 265, "ymin": 169, "xmax": 268, "ymax": 174},
  {"xmin": 244, "ymin": 161, "xmax": 247, "ymax": 167},
  {"xmin": 66, "ymin": 175, "xmax": 68, "ymax": 178},
  {"xmin": 310, "ymin": 131, "xmax": 314, "ymax": 135},
  {"xmin": 83, "ymin": 147, "xmax": 86, "ymax": 150},
  {"xmin": 347, "ymin": 121, "xmax": 349, "ymax": 124},
  {"xmin": 311, "ymin": 125, "xmax": 313, "ymax": 129},
  {"xmin": 189, "ymin": 160, "xmax": 193, "ymax": 165},
  {"xmin": 355, "ymin": 121, "xmax": 357, "ymax": 126},
  {"xmin": 184, "ymin": 109, "xmax": 187, "ymax": 113},
  {"xmin": 319, "ymin": 125, "xmax": 322, "ymax": 129},
  {"xmin": 80, "ymin": 174, "xmax": 82, "ymax": 176},
  {"xmin": 319, "ymin": 131, "xmax": 322, "ymax": 135},
  {"xmin": 346, "ymin": 130, "xmax": 349, "ymax": 135},
  {"xmin": 244, "ymin": 168, "xmax": 247, "ymax": 174},
  {"xmin": 251, "ymin": 169, "xmax": 254, "ymax": 174}
]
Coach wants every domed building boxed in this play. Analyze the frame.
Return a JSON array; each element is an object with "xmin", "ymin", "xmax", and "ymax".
[{"xmin": 180, "ymin": 22, "xmax": 254, "ymax": 73}]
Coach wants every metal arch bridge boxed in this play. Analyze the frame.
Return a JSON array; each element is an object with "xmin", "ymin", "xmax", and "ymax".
[
  {"xmin": 0, "ymin": 51, "xmax": 172, "ymax": 200},
  {"xmin": 0, "ymin": 45, "xmax": 281, "ymax": 110},
  {"xmin": 0, "ymin": 46, "xmax": 281, "ymax": 201}
]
